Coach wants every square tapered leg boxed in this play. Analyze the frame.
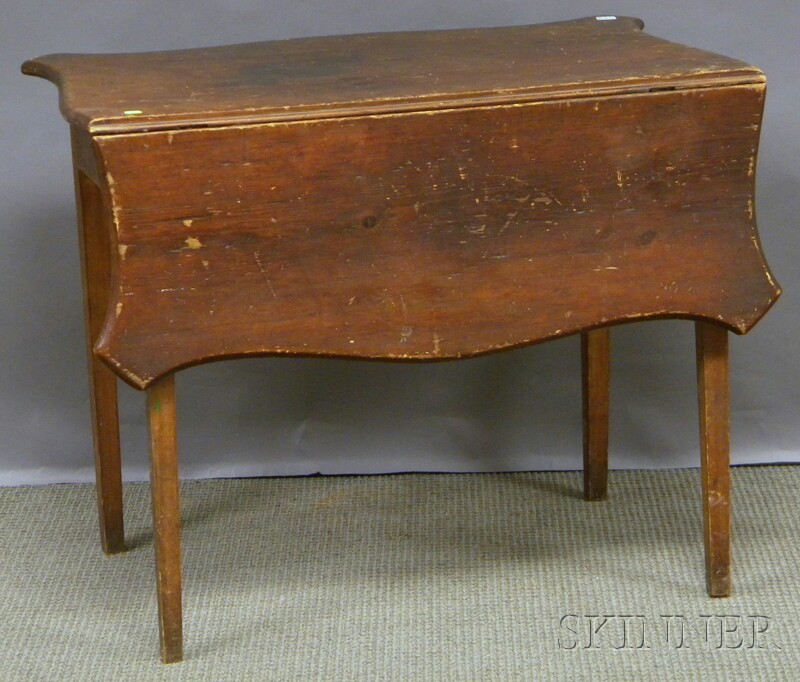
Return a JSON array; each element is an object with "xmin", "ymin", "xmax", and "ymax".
[
  {"xmin": 582, "ymin": 328, "xmax": 610, "ymax": 501},
  {"xmin": 695, "ymin": 321, "xmax": 732, "ymax": 597},
  {"xmin": 147, "ymin": 374, "xmax": 183, "ymax": 662},
  {"xmin": 73, "ymin": 159, "xmax": 125, "ymax": 554}
]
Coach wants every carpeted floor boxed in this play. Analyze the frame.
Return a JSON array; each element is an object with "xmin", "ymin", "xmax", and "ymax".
[{"xmin": 0, "ymin": 466, "xmax": 798, "ymax": 681}]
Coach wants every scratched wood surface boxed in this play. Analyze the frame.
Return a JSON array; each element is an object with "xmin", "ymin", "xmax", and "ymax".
[
  {"xmin": 22, "ymin": 17, "xmax": 780, "ymax": 389},
  {"xmin": 84, "ymin": 83, "xmax": 778, "ymax": 388},
  {"xmin": 21, "ymin": 16, "xmax": 765, "ymax": 133}
]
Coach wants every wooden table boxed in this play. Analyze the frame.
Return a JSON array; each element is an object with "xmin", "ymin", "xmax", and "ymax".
[{"xmin": 23, "ymin": 16, "xmax": 780, "ymax": 663}]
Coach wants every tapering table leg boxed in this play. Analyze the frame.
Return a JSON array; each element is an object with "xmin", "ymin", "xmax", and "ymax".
[
  {"xmin": 582, "ymin": 328, "xmax": 610, "ymax": 501},
  {"xmin": 87, "ymin": 361, "xmax": 124, "ymax": 554},
  {"xmin": 73, "ymin": 154, "xmax": 124, "ymax": 554},
  {"xmin": 695, "ymin": 321, "xmax": 731, "ymax": 597},
  {"xmin": 147, "ymin": 374, "xmax": 183, "ymax": 663}
]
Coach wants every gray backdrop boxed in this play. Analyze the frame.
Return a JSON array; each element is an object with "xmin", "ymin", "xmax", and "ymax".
[{"xmin": 2, "ymin": 2, "xmax": 797, "ymax": 486}]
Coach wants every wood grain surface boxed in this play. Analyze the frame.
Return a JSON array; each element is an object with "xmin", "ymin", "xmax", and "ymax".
[
  {"xmin": 22, "ymin": 16, "xmax": 764, "ymax": 133},
  {"xmin": 87, "ymin": 84, "xmax": 779, "ymax": 388}
]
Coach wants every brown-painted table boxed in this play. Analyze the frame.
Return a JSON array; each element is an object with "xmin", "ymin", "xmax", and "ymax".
[{"xmin": 23, "ymin": 16, "xmax": 780, "ymax": 662}]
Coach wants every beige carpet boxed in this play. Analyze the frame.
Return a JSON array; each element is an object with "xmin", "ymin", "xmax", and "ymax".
[{"xmin": 1, "ymin": 467, "xmax": 798, "ymax": 681}]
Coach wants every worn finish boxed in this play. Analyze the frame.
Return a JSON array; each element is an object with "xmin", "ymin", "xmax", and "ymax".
[
  {"xmin": 23, "ymin": 15, "xmax": 782, "ymax": 662},
  {"xmin": 87, "ymin": 84, "xmax": 777, "ymax": 388},
  {"xmin": 582, "ymin": 329, "xmax": 610, "ymax": 501},
  {"xmin": 72, "ymin": 142, "xmax": 125, "ymax": 554},
  {"xmin": 23, "ymin": 17, "xmax": 780, "ymax": 389},
  {"xmin": 21, "ymin": 16, "xmax": 763, "ymax": 134},
  {"xmin": 147, "ymin": 374, "xmax": 182, "ymax": 663},
  {"xmin": 696, "ymin": 321, "xmax": 732, "ymax": 597}
]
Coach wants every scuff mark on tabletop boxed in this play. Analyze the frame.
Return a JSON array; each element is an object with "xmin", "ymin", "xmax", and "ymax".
[{"xmin": 253, "ymin": 250, "xmax": 277, "ymax": 299}]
